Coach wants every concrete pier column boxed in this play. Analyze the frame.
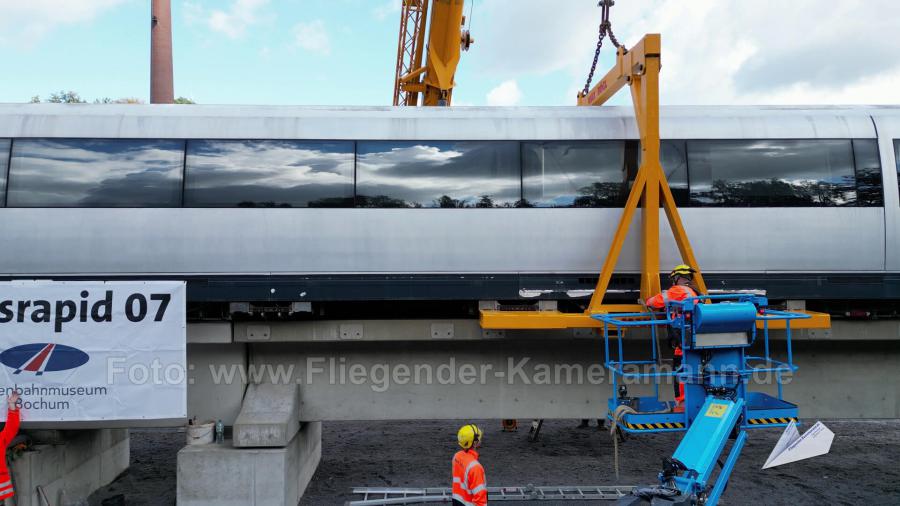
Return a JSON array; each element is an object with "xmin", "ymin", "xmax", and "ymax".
[
  {"xmin": 176, "ymin": 422, "xmax": 322, "ymax": 506},
  {"xmin": 9, "ymin": 429, "xmax": 129, "ymax": 506},
  {"xmin": 177, "ymin": 382, "xmax": 321, "ymax": 505}
]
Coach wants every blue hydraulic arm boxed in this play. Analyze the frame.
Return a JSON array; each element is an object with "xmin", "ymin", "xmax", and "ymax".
[
  {"xmin": 617, "ymin": 396, "xmax": 748, "ymax": 506},
  {"xmin": 595, "ymin": 295, "xmax": 811, "ymax": 505}
]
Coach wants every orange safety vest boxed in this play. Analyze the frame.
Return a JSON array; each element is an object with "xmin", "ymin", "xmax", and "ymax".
[
  {"xmin": 452, "ymin": 449, "xmax": 487, "ymax": 506},
  {"xmin": 0, "ymin": 407, "xmax": 20, "ymax": 501},
  {"xmin": 646, "ymin": 285, "xmax": 697, "ymax": 311}
]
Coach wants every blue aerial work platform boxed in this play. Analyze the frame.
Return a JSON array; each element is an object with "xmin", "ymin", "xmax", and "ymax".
[{"xmin": 594, "ymin": 294, "xmax": 810, "ymax": 506}]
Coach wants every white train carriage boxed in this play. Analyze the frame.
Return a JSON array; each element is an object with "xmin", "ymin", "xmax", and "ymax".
[{"xmin": 0, "ymin": 104, "xmax": 897, "ymax": 304}]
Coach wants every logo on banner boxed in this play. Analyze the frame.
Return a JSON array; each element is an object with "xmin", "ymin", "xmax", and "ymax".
[{"xmin": 0, "ymin": 343, "xmax": 90, "ymax": 376}]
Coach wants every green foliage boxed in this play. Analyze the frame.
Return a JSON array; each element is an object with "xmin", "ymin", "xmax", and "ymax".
[
  {"xmin": 30, "ymin": 91, "xmax": 87, "ymax": 103},
  {"xmin": 30, "ymin": 91, "xmax": 190, "ymax": 104}
]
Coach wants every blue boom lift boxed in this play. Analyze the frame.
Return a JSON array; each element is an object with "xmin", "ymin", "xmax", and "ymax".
[{"xmin": 595, "ymin": 295, "xmax": 810, "ymax": 506}]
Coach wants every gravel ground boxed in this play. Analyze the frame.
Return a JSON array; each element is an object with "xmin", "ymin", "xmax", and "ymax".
[{"xmin": 89, "ymin": 419, "xmax": 900, "ymax": 505}]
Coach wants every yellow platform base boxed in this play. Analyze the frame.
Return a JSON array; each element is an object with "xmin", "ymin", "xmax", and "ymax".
[{"xmin": 479, "ymin": 308, "xmax": 830, "ymax": 330}]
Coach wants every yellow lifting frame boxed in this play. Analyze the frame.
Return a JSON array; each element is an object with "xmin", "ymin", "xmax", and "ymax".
[{"xmin": 480, "ymin": 34, "xmax": 830, "ymax": 330}]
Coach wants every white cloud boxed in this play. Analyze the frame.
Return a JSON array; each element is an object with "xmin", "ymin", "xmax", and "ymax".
[
  {"xmin": 293, "ymin": 19, "xmax": 330, "ymax": 55},
  {"xmin": 472, "ymin": 0, "xmax": 900, "ymax": 105},
  {"xmin": 0, "ymin": 0, "xmax": 129, "ymax": 49},
  {"xmin": 372, "ymin": 0, "xmax": 399, "ymax": 21},
  {"xmin": 206, "ymin": 0, "xmax": 269, "ymax": 39},
  {"xmin": 486, "ymin": 80, "xmax": 523, "ymax": 106},
  {"xmin": 182, "ymin": 2, "xmax": 205, "ymax": 26}
]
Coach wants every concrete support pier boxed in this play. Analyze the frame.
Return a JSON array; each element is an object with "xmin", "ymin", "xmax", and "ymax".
[
  {"xmin": 178, "ymin": 382, "xmax": 320, "ymax": 505},
  {"xmin": 10, "ymin": 429, "xmax": 129, "ymax": 506},
  {"xmin": 176, "ymin": 421, "xmax": 322, "ymax": 506}
]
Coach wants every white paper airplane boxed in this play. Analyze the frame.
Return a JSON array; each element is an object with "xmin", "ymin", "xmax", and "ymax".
[{"xmin": 762, "ymin": 420, "xmax": 834, "ymax": 469}]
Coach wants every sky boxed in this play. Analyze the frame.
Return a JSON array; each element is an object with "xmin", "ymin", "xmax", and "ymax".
[{"xmin": 2, "ymin": 0, "xmax": 900, "ymax": 107}]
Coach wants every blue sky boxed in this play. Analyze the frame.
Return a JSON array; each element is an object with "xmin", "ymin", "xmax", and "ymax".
[{"xmin": 2, "ymin": 0, "xmax": 900, "ymax": 106}]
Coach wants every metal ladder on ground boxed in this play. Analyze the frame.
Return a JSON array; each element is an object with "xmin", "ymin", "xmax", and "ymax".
[{"xmin": 347, "ymin": 484, "xmax": 636, "ymax": 505}]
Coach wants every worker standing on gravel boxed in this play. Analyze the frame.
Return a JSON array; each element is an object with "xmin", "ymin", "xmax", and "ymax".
[
  {"xmin": 0, "ymin": 392, "xmax": 21, "ymax": 502},
  {"xmin": 645, "ymin": 265, "xmax": 700, "ymax": 411},
  {"xmin": 452, "ymin": 424, "xmax": 487, "ymax": 506}
]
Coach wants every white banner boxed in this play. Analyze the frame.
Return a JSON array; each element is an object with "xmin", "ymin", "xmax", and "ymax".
[{"xmin": 0, "ymin": 281, "xmax": 186, "ymax": 422}]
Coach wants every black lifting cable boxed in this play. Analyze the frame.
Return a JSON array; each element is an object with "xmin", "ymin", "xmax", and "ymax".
[{"xmin": 582, "ymin": 0, "xmax": 622, "ymax": 98}]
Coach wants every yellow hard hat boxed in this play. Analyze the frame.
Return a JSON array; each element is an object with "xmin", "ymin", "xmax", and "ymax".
[
  {"xmin": 669, "ymin": 264, "xmax": 696, "ymax": 279},
  {"xmin": 457, "ymin": 424, "xmax": 483, "ymax": 450}
]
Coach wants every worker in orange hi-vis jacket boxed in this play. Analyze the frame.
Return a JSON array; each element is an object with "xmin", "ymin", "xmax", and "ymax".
[
  {"xmin": 0, "ymin": 392, "xmax": 21, "ymax": 501},
  {"xmin": 645, "ymin": 265, "xmax": 701, "ymax": 412},
  {"xmin": 452, "ymin": 424, "xmax": 487, "ymax": 506}
]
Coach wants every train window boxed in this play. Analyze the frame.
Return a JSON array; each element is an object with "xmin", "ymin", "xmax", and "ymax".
[
  {"xmin": 0, "ymin": 139, "xmax": 9, "ymax": 207},
  {"xmin": 659, "ymin": 140, "xmax": 690, "ymax": 205},
  {"xmin": 184, "ymin": 140, "xmax": 354, "ymax": 208},
  {"xmin": 895, "ymin": 139, "xmax": 900, "ymax": 205},
  {"xmin": 687, "ymin": 139, "xmax": 857, "ymax": 206},
  {"xmin": 522, "ymin": 141, "xmax": 625, "ymax": 207},
  {"xmin": 852, "ymin": 139, "xmax": 883, "ymax": 206},
  {"xmin": 7, "ymin": 139, "xmax": 184, "ymax": 207},
  {"xmin": 356, "ymin": 141, "xmax": 521, "ymax": 208}
]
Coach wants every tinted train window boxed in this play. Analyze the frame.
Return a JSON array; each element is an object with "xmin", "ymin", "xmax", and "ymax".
[
  {"xmin": 852, "ymin": 139, "xmax": 883, "ymax": 206},
  {"xmin": 0, "ymin": 139, "xmax": 9, "ymax": 207},
  {"xmin": 356, "ymin": 141, "xmax": 520, "ymax": 208},
  {"xmin": 687, "ymin": 139, "xmax": 857, "ymax": 206},
  {"xmin": 658, "ymin": 140, "xmax": 689, "ymax": 205},
  {"xmin": 895, "ymin": 139, "xmax": 900, "ymax": 205},
  {"xmin": 184, "ymin": 140, "xmax": 354, "ymax": 208},
  {"xmin": 522, "ymin": 141, "xmax": 625, "ymax": 207},
  {"xmin": 7, "ymin": 139, "xmax": 183, "ymax": 207}
]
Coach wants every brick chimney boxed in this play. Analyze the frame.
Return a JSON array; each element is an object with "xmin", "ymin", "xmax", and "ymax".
[{"xmin": 150, "ymin": 0, "xmax": 175, "ymax": 104}]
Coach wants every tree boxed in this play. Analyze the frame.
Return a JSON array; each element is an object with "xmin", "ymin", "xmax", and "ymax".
[
  {"xmin": 30, "ymin": 91, "xmax": 188, "ymax": 104},
  {"xmin": 475, "ymin": 195, "xmax": 494, "ymax": 208},
  {"xmin": 434, "ymin": 195, "xmax": 464, "ymax": 208},
  {"xmin": 574, "ymin": 181, "xmax": 624, "ymax": 207},
  {"xmin": 30, "ymin": 91, "xmax": 87, "ymax": 103},
  {"xmin": 93, "ymin": 97, "xmax": 145, "ymax": 104}
]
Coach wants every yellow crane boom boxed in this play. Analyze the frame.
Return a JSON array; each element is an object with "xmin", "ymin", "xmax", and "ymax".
[{"xmin": 393, "ymin": 0, "xmax": 472, "ymax": 106}]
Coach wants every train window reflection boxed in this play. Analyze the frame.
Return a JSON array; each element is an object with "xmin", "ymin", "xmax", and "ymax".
[
  {"xmin": 356, "ymin": 141, "xmax": 521, "ymax": 208},
  {"xmin": 184, "ymin": 140, "xmax": 354, "ymax": 207},
  {"xmin": 894, "ymin": 139, "xmax": 900, "ymax": 205},
  {"xmin": 660, "ymin": 140, "xmax": 690, "ymax": 206},
  {"xmin": 851, "ymin": 139, "xmax": 883, "ymax": 206},
  {"xmin": 687, "ymin": 139, "xmax": 857, "ymax": 206},
  {"xmin": 8, "ymin": 139, "xmax": 183, "ymax": 207},
  {"xmin": 522, "ymin": 141, "xmax": 625, "ymax": 207},
  {"xmin": 0, "ymin": 139, "xmax": 9, "ymax": 207}
]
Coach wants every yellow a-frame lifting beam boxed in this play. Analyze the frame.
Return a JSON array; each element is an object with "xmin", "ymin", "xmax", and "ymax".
[
  {"xmin": 480, "ymin": 35, "xmax": 829, "ymax": 331},
  {"xmin": 578, "ymin": 34, "xmax": 707, "ymax": 313},
  {"xmin": 481, "ymin": 34, "xmax": 701, "ymax": 329}
]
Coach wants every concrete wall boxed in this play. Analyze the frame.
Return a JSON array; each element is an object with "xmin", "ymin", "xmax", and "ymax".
[
  {"xmin": 240, "ymin": 340, "xmax": 899, "ymax": 420},
  {"xmin": 187, "ymin": 343, "xmax": 247, "ymax": 425},
  {"xmin": 10, "ymin": 429, "xmax": 129, "ymax": 506},
  {"xmin": 185, "ymin": 320, "xmax": 900, "ymax": 423}
]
